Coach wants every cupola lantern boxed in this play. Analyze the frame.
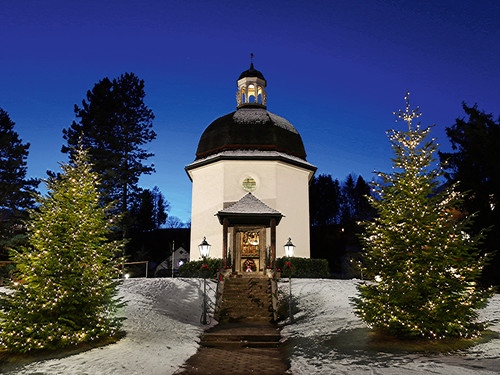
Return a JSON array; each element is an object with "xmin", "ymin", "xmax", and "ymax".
[{"xmin": 236, "ymin": 54, "xmax": 267, "ymax": 108}]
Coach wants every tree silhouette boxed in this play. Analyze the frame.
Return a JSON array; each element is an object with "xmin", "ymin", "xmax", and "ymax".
[
  {"xmin": 439, "ymin": 103, "xmax": 500, "ymax": 285},
  {"xmin": 62, "ymin": 73, "xmax": 156, "ymax": 222},
  {"xmin": 0, "ymin": 107, "xmax": 38, "ymax": 259}
]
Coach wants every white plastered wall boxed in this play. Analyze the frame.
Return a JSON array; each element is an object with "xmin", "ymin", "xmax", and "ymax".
[{"xmin": 189, "ymin": 159, "xmax": 312, "ymax": 260}]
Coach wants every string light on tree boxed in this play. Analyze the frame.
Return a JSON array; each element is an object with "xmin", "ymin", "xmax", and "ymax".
[
  {"xmin": 0, "ymin": 147, "xmax": 123, "ymax": 352},
  {"xmin": 353, "ymin": 92, "xmax": 493, "ymax": 339}
]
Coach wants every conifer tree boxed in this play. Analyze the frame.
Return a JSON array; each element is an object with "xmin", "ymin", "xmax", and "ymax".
[
  {"xmin": 0, "ymin": 148, "xmax": 123, "ymax": 352},
  {"xmin": 353, "ymin": 92, "xmax": 493, "ymax": 339},
  {"xmin": 0, "ymin": 107, "xmax": 38, "ymax": 259},
  {"xmin": 439, "ymin": 104, "xmax": 500, "ymax": 285},
  {"xmin": 62, "ymin": 72, "xmax": 156, "ymax": 216}
]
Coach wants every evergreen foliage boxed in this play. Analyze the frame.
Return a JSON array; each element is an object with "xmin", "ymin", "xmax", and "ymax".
[
  {"xmin": 62, "ymin": 72, "xmax": 156, "ymax": 217},
  {"xmin": 309, "ymin": 173, "xmax": 374, "ymax": 227},
  {"xmin": 0, "ymin": 107, "xmax": 38, "ymax": 259},
  {"xmin": 353, "ymin": 93, "xmax": 493, "ymax": 339},
  {"xmin": 309, "ymin": 174, "xmax": 341, "ymax": 226},
  {"xmin": 177, "ymin": 258, "xmax": 222, "ymax": 278},
  {"xmin": 309, "ymin": 173, "xmax": 375, "ymax": 275},
  {"xmin": 130, "ymin": 186, "xmax": 169, "ymax": 232},
  {"xmin": 274, "ymin": 257, "xmax": 329, "ymax": 278},
  {"xmin": 439, "ymin": 103, "xmax": 500, "ymax": 285},
  {"xmin": 0, "ymin": 148, "xmax": 123, "ymax": 352}
]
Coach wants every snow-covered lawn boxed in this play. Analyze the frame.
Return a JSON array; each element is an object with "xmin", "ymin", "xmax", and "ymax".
[
  {"xmin": 280, "ymin": 278, "xmax": 500, "ymax": 375},
  {"xmin": 2, "ymin": 278, "xmax": 217, "ymax": 375},
  {"xmin": 1, "ymin": 278, "xmax": 499, "ymax": 374}
]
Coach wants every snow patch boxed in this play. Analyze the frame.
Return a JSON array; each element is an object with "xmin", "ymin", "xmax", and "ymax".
[
  {"xmin": 280, "ymin": 279, "xmax": 500, "ymax": 375},
  {"xmin": 4, "ymin": 278, "xmax": 216, "ymax": 375},
  {"xmin": 232, "ymin": 108, "xmax": 298, "ymax": 134},
  {"xmin": 2, "ymin": 279, "xmax": 499, "ymax": 374}
]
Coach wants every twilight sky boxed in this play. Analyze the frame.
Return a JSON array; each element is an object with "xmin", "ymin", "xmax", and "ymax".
[{"xmin": 1, "ymin": 0, "xmax": 499, "ymax": 222}]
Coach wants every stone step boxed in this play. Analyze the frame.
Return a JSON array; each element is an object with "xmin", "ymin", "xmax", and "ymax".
[
  {"xmin": 221, "ymin": 301, "xmax": 271, "ymax": 306},
  {"xmin": 221, "ymin": 309, "xmax": 271, "ymax": 314},
  {"xmin": 222, "ymin": 315, "xmax": 273, "ymax": 323},
  {"xmin": 219, "ymin": 307, "xmax": 273, "ymax": 313},
  {"xmin": 219, "ymin": 307, "xmax": 272, "ymax": 313},
  {"xmin": 224, "ymin": 281, "xmax": 271, "ymax": 286},
  {"xmin": 221, "ymin": 306, "xmax": 270, "ymax": 311},
  {"xmin": 222, "ymin": 298, "xmax": 270, "ymax": 303},
  {"xmin": 217, "ymin": 277, "xmax": 275, "ymax": 323},
  {"xmin": 221, "ymin": 303, "xmax": 271, "ymax": 308},
  {"xmin": 202, "ymin": 333, "xmax": 281, "ymax": 342},
  {"xmin": 223, "ymin": 284, "xmax": 270, "ymax": 289},
  {"xmin": 200, "ymin": 340, "xmax": 281, "ymax": 348},
  {"xmin": 223, "ymin": 289, "xmax": 271, "ymax": 294},
  {"xmin": 222, "ymin": 289, "xmax": 271, "ymax": 294}
]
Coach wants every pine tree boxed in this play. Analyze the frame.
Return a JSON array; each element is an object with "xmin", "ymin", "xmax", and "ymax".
[
  {"xmin": 0, "ymin": 148, "xmax": 123, "ymax": 352},
  {"xmin": 0, "ymin": 107, "xmax": 38, "ymax": 259},
  {"xmin": 131, "ymin": 186, "xmax": 169, "ymax": 232},
  {"xmin": 353, "ymin": 92, "xmax": 493, "ymax": 339},
  {"xmin": 309, "ymin": 174, "xmax": 341, "ymax": 226},
  {"xmin": 439, "ymin": 104, "xmax": 500, "ymax": 286},
  {"xmin": 62, "ymin": 72, "xmax": 156, "ymax": 218}
]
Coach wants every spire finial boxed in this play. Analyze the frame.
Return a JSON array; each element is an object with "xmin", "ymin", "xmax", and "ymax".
[{"xmin": 250, "ymin": 53, "xmax": 254, "ymax": 68}]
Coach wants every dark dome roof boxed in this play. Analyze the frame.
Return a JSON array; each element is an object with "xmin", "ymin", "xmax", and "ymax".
[
  {"xmin": 238, "ymin": 63, "xmax": 266, "ymax": 82},
  {"xmin": 196, "ymin": 105, "xmax": 307, "ymax": 160}
]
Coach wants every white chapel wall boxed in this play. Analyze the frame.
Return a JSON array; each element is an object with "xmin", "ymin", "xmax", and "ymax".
[
  {"xmin": 189, "ymin": 163, "xmax": 225, "ymax": 260},
  {"xmin": 189, "ymin": 159, "xmax": 312, "ymax": 260}
]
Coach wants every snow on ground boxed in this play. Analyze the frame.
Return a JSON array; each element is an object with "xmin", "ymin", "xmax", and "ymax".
[
  {"xmin": 280, "ymin": 279, "xmax": 500, "ymax": 375},
  {"xmin": 2, "ymin": 278, "xmax": 217, "ymax": 375},
  {"xmin": 1, "ymin": 278, "xmax": 499, "ymax": 374}
]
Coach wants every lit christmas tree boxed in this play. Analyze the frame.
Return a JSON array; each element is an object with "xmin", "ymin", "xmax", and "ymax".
[
  {"xmin": 0, "ymin": 148, "xmax": 123, "ymax": 352},
  {"xmin": 353, "ymin": 92, "xmax": 493, "ymax": 339}
]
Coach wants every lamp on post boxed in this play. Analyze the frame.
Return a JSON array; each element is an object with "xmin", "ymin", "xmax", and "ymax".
[
  {"xmin": 199, "ymin": 237, "xmax": 211, "ymax": 325},
  {"xmin": 284, "ymin": 237, "xmax": 295, "ymax": 323}
]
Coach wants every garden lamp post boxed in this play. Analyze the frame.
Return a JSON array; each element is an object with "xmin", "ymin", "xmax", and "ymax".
[
  {"xmin": 284, "ymin": 237, "xmax": 295, "ymax": 323},
  {"xmin": 199, "ymin": 237, "xmax": 211, "ymax": 325}
]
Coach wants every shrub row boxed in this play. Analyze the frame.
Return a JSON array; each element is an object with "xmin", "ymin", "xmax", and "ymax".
[
  {"xmin": 275, "ymin": 257, "xmax": 329, "ymax": 278},
  {"xmin": 177, "ymin": 257, "xmax": 329, "ymax": 279},
  {"xmin": 177, "ymin": 258, "xmax": 222, "ymax": 278}
]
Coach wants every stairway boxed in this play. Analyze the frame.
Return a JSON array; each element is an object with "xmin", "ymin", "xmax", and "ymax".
[
  {"xmin": 201, "ymin": 276, "xmax": 279, "ymax": 349},
  {"xmin": 217, "ymin": 277, "xmax": 274, "ymax": 322},
  {"xmin": 200, "ymin": 320, "xmax": 281, "ymax": 348}
]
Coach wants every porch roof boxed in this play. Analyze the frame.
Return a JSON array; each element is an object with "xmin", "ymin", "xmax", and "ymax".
[{"xmin": 216, "ymin": 193, "xmax": 283, "ymax": 226}]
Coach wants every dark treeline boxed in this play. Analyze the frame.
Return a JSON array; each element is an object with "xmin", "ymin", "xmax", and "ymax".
[
  {"xmin": 439, "ymin": 103, "xmax": 500, "ymax": 286},
  {"xmin": 309, "ymin": 173, "xmax": 376, "ymax": 277},
  {"xmin": 1, "ymin": 81, "xmax": 498, "ymax": 284}
]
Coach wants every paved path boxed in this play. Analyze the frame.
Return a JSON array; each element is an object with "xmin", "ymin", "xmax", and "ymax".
[{"xmin": 175, "ymin": 320, "xmax": 290, "ymax": 375}]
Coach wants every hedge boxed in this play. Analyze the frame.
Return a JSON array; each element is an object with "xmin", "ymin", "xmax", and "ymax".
[
  {"xmin": 177, "ymin": 258, "xmax": 222, "ymax": 278},
  {"xmin": 177, "ymin": 257, "xmax": 329, "ymax": 279},
  {"xmin": 274, "ymin": 257, "xmax": 329, "ymax": 278}
]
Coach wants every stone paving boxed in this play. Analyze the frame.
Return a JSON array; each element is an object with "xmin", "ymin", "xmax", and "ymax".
[
  {"xmin": 175, "ymin": 320, "xmax": 290, "ymax": 375},
  {"xmin": 176, "ymin": 276, "xmax": 289, "ymax": 374}
]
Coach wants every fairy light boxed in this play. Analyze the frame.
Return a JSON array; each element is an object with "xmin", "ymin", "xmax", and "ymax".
[
  {"xmin": 0, "ymin": 147, "xmax": 123, "ymax": 353},
  {"xmin": 353, "ymin": 92, "xmax": 494, "ymax": 340}
]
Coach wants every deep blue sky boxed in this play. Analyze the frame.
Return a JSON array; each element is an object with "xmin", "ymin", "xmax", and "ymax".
[{"xmin": 1, "ymin": 0, "xmax": 499, "ymax": 222}]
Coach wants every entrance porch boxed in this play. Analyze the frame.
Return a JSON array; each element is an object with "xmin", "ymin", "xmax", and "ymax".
[{"xmin": 216, "ymin": 193, "xmax": 283, "ymax": 274}]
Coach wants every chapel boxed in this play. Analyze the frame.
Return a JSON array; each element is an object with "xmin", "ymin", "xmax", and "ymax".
[{"xmin": 186, "ymin": 61, "xmax": 316, "ymax": 273}]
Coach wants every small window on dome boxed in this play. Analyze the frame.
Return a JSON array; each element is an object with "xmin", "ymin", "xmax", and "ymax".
[{"xmin": 242, "ymin": 177, "xmax": 256, "ymax": 192}]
